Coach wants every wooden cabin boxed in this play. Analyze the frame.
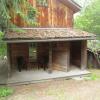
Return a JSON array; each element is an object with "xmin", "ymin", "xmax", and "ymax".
[{"xmin": 4, "ymin": 0, "xmax": 95, "ymax": 75}]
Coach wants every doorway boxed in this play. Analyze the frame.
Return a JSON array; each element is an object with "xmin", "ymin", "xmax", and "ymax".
[{"xmin": 70, "ymin": 41, "xmax": 81, "ymax": 68}]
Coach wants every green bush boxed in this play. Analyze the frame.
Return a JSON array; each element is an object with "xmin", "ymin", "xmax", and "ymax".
[
  {"xmin": 0, "ymin": 31, "xmax": 7, "ymax": 58},
  {"xmin": 0, "ymin": 87, "xmax": 13, "ymax": 97}
]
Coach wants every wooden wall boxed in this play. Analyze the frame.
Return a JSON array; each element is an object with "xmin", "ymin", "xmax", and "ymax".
[
  {"xmin": 37, "ymin": 42, "xmax": 49, "ymax": 60},
  {"xmin": 8, "ymin": 41, "xmax": 82, "ymax": 71},
  {"xmin": 52, "ymin": 42, "xmax": 70, "ymax": 71},
  {"xmin": 37, "ymin": 41, "xmax": 82, "ymax": 71},
  {"xmin": 37, "ymin": 0, "xmax": 74, "ymax": 27},
  {"xmin": 11, "ymin": 0, "xmax": 74, "ymax": 28},
  {"xmin": 48, "ymin": 0, "xmax": 74, "ymax": 27},
  {"xmin": 9, "ymin": 43, "xmax": 29, "ymax": 70}
]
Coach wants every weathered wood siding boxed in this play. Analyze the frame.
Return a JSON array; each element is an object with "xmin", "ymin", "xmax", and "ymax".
[
  {"xmin": 37, "ymin": 0, "xmax": 74, "ymax": 27},
  {"xmin": 11, "ymin": 0, "xmax": 74, "ymax": 28},
  {"xmin": 48, "ymin": 0, "xmax": 74, "ymax": 27},
  {"xmin": 52, "ymin": 42, "xmax": 70, "ymax": 71},
  {"xmin": 9, "ymin": 43, "xmax": 29, "ymax": 70},
  {"xmin": 36, "ymin": 42, "xmax": 71, "ymax": 71},
  {"xmin": 9, "ymin": 41, "xmax": 83, "ymax": 71},
  {"xmin": 37, "ymin": 6, "xmax": 49, "ymax": 27}
]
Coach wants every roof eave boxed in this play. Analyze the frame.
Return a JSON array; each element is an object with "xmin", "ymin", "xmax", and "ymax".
[
  {"xmin": 59, "ymin": 0, "xmax": 81, "ymax": 13},
  {"xmin": 3, "ymin": 37, "xmax": 96, "ymax": 43}
]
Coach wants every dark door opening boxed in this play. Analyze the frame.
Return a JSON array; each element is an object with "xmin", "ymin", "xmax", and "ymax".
[
  {"xmin": 17, "ymin": 56, "xmax": 25, "ymax": 72},
  {"xmin": 70, "ymin": 41, "xmax": 81, "ymax": 68}
]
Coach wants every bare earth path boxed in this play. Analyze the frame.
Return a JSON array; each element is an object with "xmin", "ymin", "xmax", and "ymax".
[{"xmin": 7, "ymin": 78, "xmax": 100, "ymax": 100}]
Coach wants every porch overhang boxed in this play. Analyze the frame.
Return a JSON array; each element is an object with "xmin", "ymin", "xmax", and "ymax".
[{"xmin": 3, "ymin": 28, "xmax": 96, "ymax": 43}]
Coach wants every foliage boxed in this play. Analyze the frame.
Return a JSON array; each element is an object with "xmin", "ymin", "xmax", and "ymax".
[
  {"xmin": 0, "ymin": 31, "xmax": 3, "ymax": 39},
  {"xmin": 84, "ymin": 69, "xmax": 100, "ymax": 80},
  {"xmin": 88, "ymin": 40, "xmax": 100, "ymax": 52},
  {"xmin": 74, "ymin": 0, "xmax": 100, "ymax": 39},
  {"xmin": 37, "ymin": 0, "xmax": 48, "ymax": 6},
  {"xmin": 0, "ymin": 87, "xmax": 13, "ymax": 97},
  {"xmin": 0, "ymin": 0, "xmax": 38, "ymax": 32},
  {"xmin": 0, "ymin": 31, "xmax": 7, "ymax": 58},
  {"xmin": 74, "ymin": 0, "xmax": 100, "ymax": 63}
]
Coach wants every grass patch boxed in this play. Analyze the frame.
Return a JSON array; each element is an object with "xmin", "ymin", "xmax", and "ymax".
[
  {"xmin": 84, "ymin": 69, "xmax": 100, "ymax": 80},
  {"xmin": 0, "ymin": 87, "xmax": 13, "ymax": 97}
]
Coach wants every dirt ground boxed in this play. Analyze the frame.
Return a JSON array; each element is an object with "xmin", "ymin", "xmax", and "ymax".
[
  {"xmin": 7, "ymin": 80, "xmax": 100, "ymax": 100},
  {"xmin": 6, "ymin": 70, "xmax": 100, "ymax": 100}
]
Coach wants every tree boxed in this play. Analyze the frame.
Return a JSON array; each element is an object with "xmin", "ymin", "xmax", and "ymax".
[
  {"xmin": 0, "ymin": 0, "xmax": 38, "ymax": 32},
  {"xmin": 74, "ymin": 0, "xmax": 100, "ymax": 39},
  {"xmin": 74, "ymin": 0, "xmax": 100, "ymax": 65}
]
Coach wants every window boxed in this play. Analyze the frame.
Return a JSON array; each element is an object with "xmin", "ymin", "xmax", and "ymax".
[
  {"xmin": 29, "ymin": 43, "xmax": 37, "ymax": 61},
  {"xmin": 36, "ymin": 0, "xmax": 48, "ymax": 7}
]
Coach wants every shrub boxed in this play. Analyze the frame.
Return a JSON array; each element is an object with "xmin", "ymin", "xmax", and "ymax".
[{"xmin": 0, "ymin": 87, "xmax": 13, "ymax": 97}]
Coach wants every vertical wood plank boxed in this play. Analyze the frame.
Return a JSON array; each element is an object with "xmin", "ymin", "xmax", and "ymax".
[
  {"xmin": 7, "ymin": 44, "xmax": 11, "ymax": 77},
  {"xmin": 81, "ymin": 41, "xmax": 87, "ymax": 70},
  {"xmin": 48, "ymin": 42, "xmax": 53, "ymax": 73},
  {"xmin": 66, "ymin": 42, "xmax": 70, "ymax": 71}
]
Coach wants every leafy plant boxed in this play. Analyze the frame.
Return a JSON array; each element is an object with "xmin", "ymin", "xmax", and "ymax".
[
  {"xmin": 0, "ymin": 0, "xmax": 38, "ymax": 32},
  {"xmin": 0, "ymin": 87, "xmax": 13, "ymax": 97},
  {"xmin": 0, "ymin": 31, "xmax": 7, "ymax": 58},
  {"xmin": 74, "ymin": 0, "xmax": 100, "ymax": 39}
]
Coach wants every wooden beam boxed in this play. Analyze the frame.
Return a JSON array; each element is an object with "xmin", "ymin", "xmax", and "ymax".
[
  {"xmin": 7, "ymin": 44, "xmax": 11, "ymax": 77},
  {"xmin": 4, "ymin": 37, "xmax": 95, "ymax": 43},
  {"xmin": 66, "ymin": 42, "xmax": 70, "ymax": 71},
  {"xmin": 81, "ymin": 41, "xmax": 87, "ymax": 70},
  {"xmin": 48, "ymin": 42, "xmax": 53, "ymax": 73}
]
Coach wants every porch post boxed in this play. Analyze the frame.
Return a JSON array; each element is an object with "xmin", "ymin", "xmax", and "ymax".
[
  {"xmin": 66, "ymin": 42, "xmax": 70, "ymax": 71},
  {"xmin": 7, "ymin": 44, "xmax": 11, "ymax": 77},
  {"xmin": 48, "ymin": 42, "xmax": 53, "ymax": 73},
  {"xmin": 81, "ymin": 40, "xmax": 87, "ymax": 70}
]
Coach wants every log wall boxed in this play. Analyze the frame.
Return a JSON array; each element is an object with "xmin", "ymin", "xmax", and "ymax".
[{"xmin": 9, "ymin": 43, "xmax": 29, "ymax": 70}]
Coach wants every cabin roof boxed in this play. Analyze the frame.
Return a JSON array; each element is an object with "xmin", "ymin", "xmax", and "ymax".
[
  {"xmin": 59, "ymin": 0, "xmax": 81, "ymax": 13},
  {"xmin": 4, "ymin": 28, "xmax": 96, "ymax": 43}
]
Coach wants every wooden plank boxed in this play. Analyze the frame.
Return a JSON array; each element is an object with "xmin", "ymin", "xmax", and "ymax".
[
  {"xmin": 48, "ymin": 42, "xmax": 53, "ymax": 73},
  {"xmin": 10, "ymin": 43, "xmax": 29, "ymax": 70},
  {"xmin": 66, "ymin": 42, "xmax": 70, "ymax": 71},
  {"xmin": 4, "ymin": 37, "xmax": 95, "ymax": 43},
  {"xmin": 81, "ymin": 41, "xmax": 87, "ymax": 70},
  {"xmin": 7, "ymin": 44, "xmax": 12, "ymax": 77}
]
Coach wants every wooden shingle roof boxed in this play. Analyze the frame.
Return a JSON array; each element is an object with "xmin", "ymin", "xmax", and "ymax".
[{"xmin": 4, "ymin": 28, "xmax": 96, "ymax": 43}]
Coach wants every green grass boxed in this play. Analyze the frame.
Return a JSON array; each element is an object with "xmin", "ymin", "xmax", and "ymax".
[
  {"xmin": 84, "ymin": 69, "xmax": 100, "ymax": 80},
  {"xmin": 0, "ymin": 87, "xmax": 13, "ymax": 97}
]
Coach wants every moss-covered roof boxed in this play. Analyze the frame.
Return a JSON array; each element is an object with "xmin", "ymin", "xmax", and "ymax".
[{"xmin": 4, "ymin": 28, "xmax": 96, "ymax": 41}]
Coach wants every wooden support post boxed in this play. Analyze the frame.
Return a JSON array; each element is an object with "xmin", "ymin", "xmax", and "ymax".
[
  {"xmin": 81, "ymin": 41, "xmax": 87, "ymax": 70},
  {"xmin": 7, "ymin": 44, "xmax": 11, "ymax": 77},
  {"xmin": 66, "ymin": 42, "xmax": 70, "ymax": 71},
  {"xmin": 48, "ymin": 42, "xmax": 53, "ymax": 73}
]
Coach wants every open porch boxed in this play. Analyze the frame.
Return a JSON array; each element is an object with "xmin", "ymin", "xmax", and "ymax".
[{"xmin": 7, "ymin": 40, "xmax": 87, "ymax": 74}]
